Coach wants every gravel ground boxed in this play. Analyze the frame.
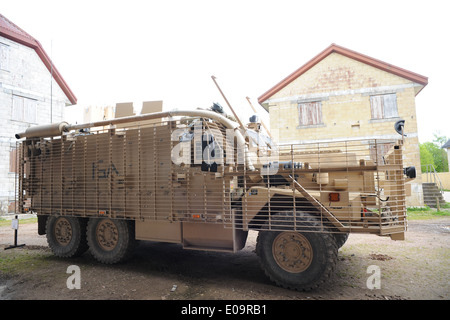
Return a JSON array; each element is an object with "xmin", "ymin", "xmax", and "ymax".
[{"xmin": 0, "ymin": 215, "xmax": 449, "ymax": 301}]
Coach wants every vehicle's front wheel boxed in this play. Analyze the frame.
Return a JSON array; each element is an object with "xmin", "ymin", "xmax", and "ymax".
[
  {"xmin": 333, "ymin": 232, "xmax": 349, "ymax": 249},
  {"xmin": 256, "ymin": 212, "xmax": 338, "ymax": 291},
  {"xmin": 87, "ymin": 218, "xmax": 137, "ymax": 264}
]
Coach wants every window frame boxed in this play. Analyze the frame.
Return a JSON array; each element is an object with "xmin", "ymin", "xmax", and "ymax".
[
  {"xmin": 11, "ymin": 94, "xmax": 38, "ymax": 124},
  {"xmin": 370, "ymin": 93, "xmax": 398, "ymax": 120},
  {"xmin": 297, "ymin": 101, "xmax": 323, "ymax": 127}
]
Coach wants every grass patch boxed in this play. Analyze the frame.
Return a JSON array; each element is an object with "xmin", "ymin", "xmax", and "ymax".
[
  {"xmin": 407, "ymin": 204, "xmax": 450, "ymax": 220},
  {"xmin": 0, "ymin": 249, "xmax": 52, "ymax": 275},
  {"xmin": 0, "ymin": 217, "xmax": 37, "ymax": 227}
]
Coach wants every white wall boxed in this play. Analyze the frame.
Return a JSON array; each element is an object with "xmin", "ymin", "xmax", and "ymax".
[{"xmin": 0, "ymin": 35, "xmax": 71, "ymax": 213}]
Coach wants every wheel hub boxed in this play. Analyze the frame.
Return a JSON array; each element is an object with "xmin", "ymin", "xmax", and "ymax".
[
  {"xmin": 54, "ymin": 217, "xmax": 72, "ymax": 246},
  {"xmin": 96, "ymin": 219, "xmax": 119, "ymax": 251},
  {"xmin": 272, "ymin": 232, "xmax": 313, "ymax": 273}
]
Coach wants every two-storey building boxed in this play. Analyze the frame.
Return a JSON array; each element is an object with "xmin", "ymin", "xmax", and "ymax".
[
  {"xmin": 0, "ymin": 13, "xmax": 76, "ymax": 213},
  {"xmin": 258, "ymin": 44, "xmax": 428, "ymax": 206}
]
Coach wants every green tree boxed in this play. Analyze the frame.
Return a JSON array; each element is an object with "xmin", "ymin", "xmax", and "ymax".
[
  {"xmin": 419, "ymin": 133, "xmax": 449, "ymax": 172},
  {"xmin": 433, "ymin": 133, "xmax": 449, "ymax": 172},
  {"xmin": 433, "ymin": 133, "xmax": 448, "ymax": 146},
  {"xmin": 420, "ymin": 143, "xmax": 435, "ymax": 172}
]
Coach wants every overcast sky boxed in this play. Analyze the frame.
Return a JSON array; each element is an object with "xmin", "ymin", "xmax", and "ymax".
[{"xmin": 2, "ymin": 0, "xmax": 449, "ymax": 143}]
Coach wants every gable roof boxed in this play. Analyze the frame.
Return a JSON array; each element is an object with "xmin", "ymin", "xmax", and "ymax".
[
  {"xmin": 0, "ymin": 13, "xmax": 77, "ymax": 105},
  {"xmin": 258, "ymin": 43, "xmax": 428, "ymax": 104}
]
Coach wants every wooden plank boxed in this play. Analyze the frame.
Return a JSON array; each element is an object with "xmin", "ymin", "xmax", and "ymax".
[
  {"xmin": 370, "ymin": 95, "xmax": 383, "ymax": 119},
  {"xmin": 298, "ymin": 101, "xmax": 322, "ymax": 126},
  {"xmin": 383, "ymin": 94, "xmax": 398, "ymax": 118}
]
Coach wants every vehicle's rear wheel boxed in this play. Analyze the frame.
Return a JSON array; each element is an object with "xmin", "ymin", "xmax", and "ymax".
[
  {"xmin": 46, "ymin": 216, "xmax": 88, "ymax": 258},
  {"xmin": 87, "ymin": 218, "xmax": 137, "ymax": 264},
  {"xmin": 256, "ymin": 211, "xmax": 338, "ymax": 291}
]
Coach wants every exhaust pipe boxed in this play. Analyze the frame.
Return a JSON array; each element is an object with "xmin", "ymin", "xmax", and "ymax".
[
  {"xmin": 15, "ymin": 122, "xmax": 69, "ymax": 139},
  {"xmin": 14, "ymin": 111, "xmax": 255, "ymax": 170}
]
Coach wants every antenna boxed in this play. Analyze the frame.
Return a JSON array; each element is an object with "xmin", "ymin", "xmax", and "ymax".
[
  {"xmin": 50, "ymin": 39, "xmax": 53, "ymax": 123},
  {"xmin": 211, "ymin": 75, "xmax": 245, "ymax": 130}
]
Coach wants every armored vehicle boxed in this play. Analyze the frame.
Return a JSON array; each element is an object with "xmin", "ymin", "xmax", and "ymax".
[{"xmin": 14, "ymin": 106, "xmax": 413, "ymax": 290}]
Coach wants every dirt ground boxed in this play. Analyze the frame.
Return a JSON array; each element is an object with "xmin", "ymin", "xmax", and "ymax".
[{"xmin": 0, "ymin": 217, "xmax": 449, "ymax": 301}]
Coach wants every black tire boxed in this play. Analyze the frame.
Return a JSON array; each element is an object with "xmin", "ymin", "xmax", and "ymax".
[
  {"xmin": 333, "ymin": 232, "xmax": 349, "ymax": 249},
  {"xmin": 46, "ymin": 216, "xmax": 88, "ymax": 258},
  {"xmin": 256, "ymin": 211, "xmax": 338, "ymax": 291},
  {"xmin": 87, "ymin": 218, "xmax": 137, "ymax": 264}
]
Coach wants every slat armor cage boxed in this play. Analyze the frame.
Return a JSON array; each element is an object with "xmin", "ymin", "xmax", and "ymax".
[{"xmin": 15, "ymin": 113, "xmax": 407, "ymax": 239}]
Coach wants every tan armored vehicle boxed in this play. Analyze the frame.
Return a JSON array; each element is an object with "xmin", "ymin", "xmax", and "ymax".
[{"xmin": 14, "ymin": 104, "xmax": 413, "ymax": 291}]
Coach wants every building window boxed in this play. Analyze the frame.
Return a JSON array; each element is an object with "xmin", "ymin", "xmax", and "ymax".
[
  {"xmin": 370, "ymin": 93, "xmax": 398, "ymax": 119},
  {"xmin": 12, "ymin": 95, "xmax": 37, "ymax": 123},
  {"xmin": 0, "ymin": 42, "xmax": 10, "ymax": 71},
  {"xmin": 298, "ymin": 101, "xmax": 323, "ymax": 126}
]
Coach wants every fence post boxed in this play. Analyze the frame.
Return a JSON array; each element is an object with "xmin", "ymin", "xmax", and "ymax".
[{"xmin": 4, "ymin": 215, "xmax": 25, "ymax": 250}]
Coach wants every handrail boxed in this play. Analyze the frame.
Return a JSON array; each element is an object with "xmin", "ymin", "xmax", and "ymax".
[{"xmin": 423, "ymin": 164, "xmax": 444, "ymax": 195}]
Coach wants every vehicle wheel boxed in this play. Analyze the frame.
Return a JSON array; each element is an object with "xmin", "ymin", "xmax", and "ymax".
[
  {"xmin": 87, "ymin": 218, "xmax": 137, "ymax": 264},
  {"xmin": 46, "ymin": 216, "xmax": 88, "ymax": 258},
  {"xmin": 333, "ymin": 232, "xmax": 349, "ymax": 249},
  {"xmin": 256, "ymin": 211, "xmax": 338, "ymax": 291}
]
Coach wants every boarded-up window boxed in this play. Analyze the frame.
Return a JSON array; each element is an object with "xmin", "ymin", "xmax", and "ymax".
[
  {"xmin": 298, "ymin": 101, "xmax": 323, "ymax": 126},
  {"xmin": 370, "ymin": 94, "xmax": 398, "ymax": 119},
  {"xmin": 0, "ymin": 43, "xmax": 9, "ymax": 71},
  {"xmin": 12, "ymin": 95, "xmax": 37, "ymax": 123}
]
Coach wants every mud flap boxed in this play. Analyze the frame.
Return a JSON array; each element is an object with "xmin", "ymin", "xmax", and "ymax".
[{"xmin": 37, "ymin": 215, "xmax": 48, "ymax": 235}]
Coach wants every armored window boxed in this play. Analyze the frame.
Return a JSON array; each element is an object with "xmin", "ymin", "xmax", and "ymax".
[
  {"xmin": 298, "ymin": 101, "xmax": 323, "ymax": 126},
  {"xmin": 370, "ymin": 94, "xmax": 398, "ymax": 119}
]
